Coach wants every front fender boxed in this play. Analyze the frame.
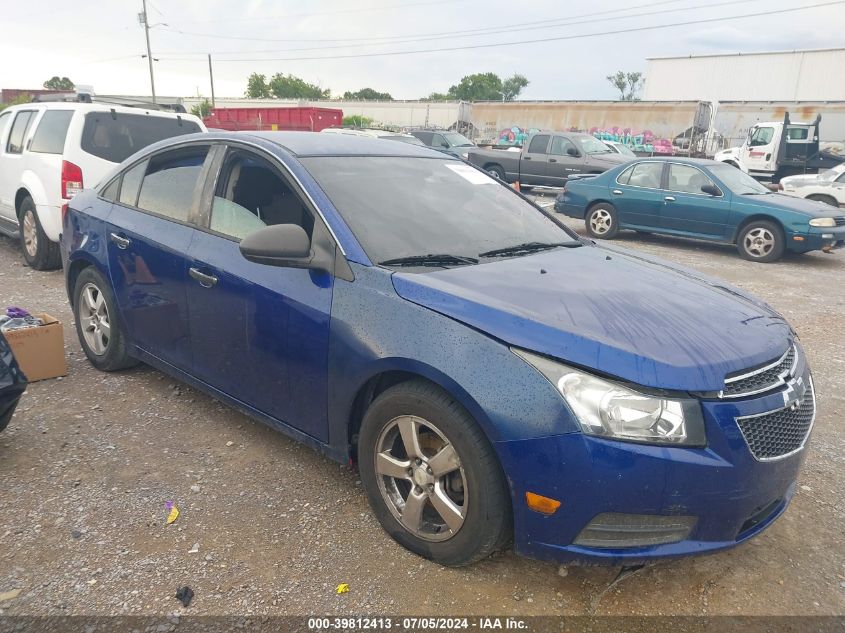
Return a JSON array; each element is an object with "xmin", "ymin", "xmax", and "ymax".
[{"xmin": 327, "ymin": 264, "xmax": 579, "ymax": 460}]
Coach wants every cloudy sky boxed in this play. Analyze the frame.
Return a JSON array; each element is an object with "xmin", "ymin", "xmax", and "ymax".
[{"xmin": 2, "ymin": 0, "xmax": 844, "ymax": 100}]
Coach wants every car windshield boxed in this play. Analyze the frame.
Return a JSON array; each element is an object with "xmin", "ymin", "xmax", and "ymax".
[
  {"xmin": 301, "ymin": 156, "xmax": 579, "ymax": 266},
  {"xmin": 709, "ymin": 164, "xmax": 772, "ymax": 195},
  {"xmin": 612, "ymin": 143, "xmax": 636, "ymax": 157},
  {"xmin": 817, "ymin": 164, "xmax": 845, "ymax": 181},
  {"xmin": 384, "ymin": 135, "xmax": 425, "ymax": 145},
  {"xmin": 577, "ymin": 136, "xmax": 613, "ymax": 154},
  {"xmin": 443, "ymin": 132, "xmax": 474, "ymax": 147}
]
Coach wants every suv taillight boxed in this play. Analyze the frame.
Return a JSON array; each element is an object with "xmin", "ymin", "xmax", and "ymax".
[{"xmin": 61, "ymin": 160, "xmax": 83, "ymax": 200}]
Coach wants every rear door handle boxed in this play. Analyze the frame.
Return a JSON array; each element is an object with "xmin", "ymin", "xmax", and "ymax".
[
  {"xmin": 549, "ymin": 158, "xmax": 557, "ymax": 163},
  {"xmin": 664, "ymin": 196, "xmax": 676, "ymax": 202},
  {"xmin": 109, "ymin": 232, "xmax": 130, "ymax": 249},
  {"xmin": 612, "ymin": 189, "xmax": 623, "ymax": 195},
  {"xmin": 189, "ymin": 267, "xmax": 218, "ymax": 288}
]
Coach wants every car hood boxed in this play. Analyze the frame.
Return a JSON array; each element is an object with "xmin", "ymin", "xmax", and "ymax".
[
  {"xmin": 392, "ymin": 244, "xmax": 791, "ymax": 393},
  {"xmin": 739, "ymin": 191, "xmax": 839, "ymax": 217},
  {"xmin": 780, "ymin": 174, "xmax": 820, "ymax": 187}
]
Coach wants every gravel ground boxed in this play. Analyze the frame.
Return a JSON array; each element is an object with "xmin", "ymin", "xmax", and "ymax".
[{"xmin": 0, "ymin": 204, "xmax": 843, "ymax": 618}]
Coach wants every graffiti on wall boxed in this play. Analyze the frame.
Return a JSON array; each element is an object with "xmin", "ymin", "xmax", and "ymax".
[
  {"xmin": 493, "ymin": 124, "xmax": 676, "ymax": 155},
  {"xmin": 588, "ymin": 126, "xmax": 674, "ymax": 155}
]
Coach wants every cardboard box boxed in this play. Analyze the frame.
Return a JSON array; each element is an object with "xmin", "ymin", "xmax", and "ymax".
[{"xmin": 4, "ymin": 313, "xmax": 68, "ymax": 382}]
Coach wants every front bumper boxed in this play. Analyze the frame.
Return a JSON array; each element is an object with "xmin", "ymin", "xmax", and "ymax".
[
  {"xmin": 495, "ymin": 368, "xmax": 812, "ymax": 565},
  {"xmin": 787, "ymin": 225, "xmax": 845, "ymax": 253}
]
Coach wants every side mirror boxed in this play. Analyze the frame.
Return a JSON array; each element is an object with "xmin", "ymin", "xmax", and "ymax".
[
  {"xmin": 701, "ymin": 184, "xmax": 721, "ymax": 196},
  {"xmin": 567, "ymin": 147, "xmax": 581, "ymax": 157},
  {"xmin": 239, "ymin": 224, "xmax": 315, "ymax": 268}
]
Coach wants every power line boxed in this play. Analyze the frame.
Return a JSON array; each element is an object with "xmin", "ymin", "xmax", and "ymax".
[
  {"xmin": 196, "ymin": 1, "xmax": 845, "ymax": 63},
  {"xmin": 156, "ymin": 0, "xmax": 765, "ymax": 57},
  {"xmin": 158, "ymin": 0, "xmax": 686, "ymax": 45},
  {"xmin": 171, "ymin": 0, "xmax": 464, "ymax": 25}
]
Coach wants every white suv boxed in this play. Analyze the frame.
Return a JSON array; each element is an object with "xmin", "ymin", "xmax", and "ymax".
[{"xmin": 0, "ymin": 102, "xmax": 206, "ymax": 269}]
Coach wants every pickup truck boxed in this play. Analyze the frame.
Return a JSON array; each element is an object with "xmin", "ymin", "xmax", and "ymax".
[{"xmin": 467, "ymin": 131, "xmax": 630, "ymax": 187}]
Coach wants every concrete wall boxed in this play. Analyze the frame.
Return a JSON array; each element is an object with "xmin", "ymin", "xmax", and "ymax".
[{"xmin": 644, "ymin": 49, "xmax": 845, "ymax": 102}]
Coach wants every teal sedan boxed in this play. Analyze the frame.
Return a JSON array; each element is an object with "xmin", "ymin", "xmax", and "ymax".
[{"xmin": 555, "ymin": 158, "xmax": 845, "ymax": 262}]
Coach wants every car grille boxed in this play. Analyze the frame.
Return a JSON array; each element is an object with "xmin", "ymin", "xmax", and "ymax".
[
  {"xmin": 721, "ymin": 345, "xmax": 796, "ymax": 398},
  {"xmin": 835, "ymin": 216, "xmax": 845, "ymax": 227},
  {"xmin": 735, "ymin": 377, "xmax": 815, "ymax": 461}
]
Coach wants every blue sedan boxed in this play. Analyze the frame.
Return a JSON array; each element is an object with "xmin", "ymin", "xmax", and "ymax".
[
  {"xmin": 62, "ymin": 133, "xmax": 814, "ymax": 566},
  {"xmin": 555, "ymin": 157, "xmax": 845, "ymax": 262}
]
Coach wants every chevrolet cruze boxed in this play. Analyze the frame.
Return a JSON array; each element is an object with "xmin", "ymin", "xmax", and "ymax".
[{"xmin": 61, "ymin": 132, "xmax": 815, "ymax": 566}]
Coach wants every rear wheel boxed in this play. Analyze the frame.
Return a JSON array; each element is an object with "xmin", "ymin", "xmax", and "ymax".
[
  {"xmin": 807, "ymin": 194, "xmax": 839, "ymax": 207},
  {"xmin": 737, "ymin": 220, "xmax": 785, "ymax": 263},
  {"xmin": 485, "ymin": 164, "xmax": 505, "ymax": 180},
  {"xmin": 19, "ymin": 196, "xmax": 60, "ymax": 270},
  {"xmin": 585, "ymin": 203, "xmax": 620, "ymax": 239},
  {"xmin": 73, "ymin": 267, "xmax": 137, "ymax": 371},
  {"xmin": 358, "ymin": 380, "xmax": 511, "ymax": 566}
]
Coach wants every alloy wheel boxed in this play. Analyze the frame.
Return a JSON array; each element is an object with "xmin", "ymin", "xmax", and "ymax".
[
  {"xmin": 590, "ymin": 209, "xmax": 613, "ymax": 235},
  {"xmin": 80, "ymin": 283, "xmax": 111, "ymax": 355},
  {"xmin": 374, "ymin": 415, "xmax": 467, "ymax": 542},
  {"xmin": 744, "ymin": 227, "xmax": 775, "ymax": 258},
  {"xmin": 22, "ymin": 210, "xmax": 38, "ymax": 258}
]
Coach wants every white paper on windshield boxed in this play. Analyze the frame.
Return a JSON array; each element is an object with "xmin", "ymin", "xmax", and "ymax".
[{"xmin": 445, "ymin": 163, "xmax": 496, "ymax": 185}]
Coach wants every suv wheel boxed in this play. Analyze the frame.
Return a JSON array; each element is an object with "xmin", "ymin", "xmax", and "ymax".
[
  {"xmin": 73, "ymin": 267, "xmax": 138, "ymax": 371},
  {"xmin": 19, "ymin": 196, "xmax": 61, "ymax": 270},
  {"xmin": 358, "ymin": 380, "xmax": 511, "ymax": 566},
  {"xmin": 737, "ymin": 220, "xmax": 785, "ymax": 262}
]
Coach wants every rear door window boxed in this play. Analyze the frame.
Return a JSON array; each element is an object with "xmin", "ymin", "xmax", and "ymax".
[
  {"xmin": 118, "ymin": 160, "xmax": 148, "ymax": 207},
  {"xmin": 81, "ymin": 112, "xmax": 201, "ymax": 163},
  {"xmin": 527, "ymin": 134, "xmax": 550, "ymax": 154},
  {"xmin": 6, "ymin": 110, "xmax": 36, "ymax": 154},
  {"xmin": 136, "ymin": 147, "xmax": 208, "ymax": 222},
  {"xmin": 30, "ymin": 110, "xmax": 74, "ymax": 154},
  {"xmin": 0, "ymin": 111, "xmax": 11, "ymax": 144}
]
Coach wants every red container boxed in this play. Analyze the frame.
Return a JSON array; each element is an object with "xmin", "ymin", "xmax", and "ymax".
[{"xmin": 203, "ymin": 106, "xmax": 343, "ymax": 132}]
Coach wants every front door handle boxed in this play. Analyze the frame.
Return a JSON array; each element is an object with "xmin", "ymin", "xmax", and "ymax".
[
  {"xmin": 189, "ymin": 267, "xmax": 218, "ymax": 288},
  {"xmin": 524, "ymin": 156, "xmax": 531, "ymax": 160},
  {"xmin": 109, "ymin": 232, "xmax": 130, "ymax": 249},
  {"xmin": 612, "ymin": 189, "xmax": 623, "ymax": 195},
  {"xmin": 549, "ymin": 158, "xmax": 557, "ymax": 163},
  {"xmin": 664, "ymin": 196, "xmax": 676, "ymax": 202}
]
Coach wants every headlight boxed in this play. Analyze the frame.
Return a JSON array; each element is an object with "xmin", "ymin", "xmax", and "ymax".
[
  {"xmin": 514, "ymin": 349, "xmax": 706, "ymax": 446},
  {"xmin": 809, "ymin": 217, "xmax": 836, "ymax": 227}
]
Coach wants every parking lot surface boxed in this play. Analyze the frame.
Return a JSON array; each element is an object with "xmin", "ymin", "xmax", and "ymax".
[{"xmin": 0, "ymin": 203, "xmax": 843, "ymax": 617}]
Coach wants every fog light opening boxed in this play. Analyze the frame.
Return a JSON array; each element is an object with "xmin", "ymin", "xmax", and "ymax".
[{"xmin": 573, "ymin": 513, "xmax": 697, "ymax": 548}]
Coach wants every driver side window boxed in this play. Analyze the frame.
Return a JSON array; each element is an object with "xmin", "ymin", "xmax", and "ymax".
[
  {"xmin": 210, "ymin": 148, "xmax": 314, "ymax": 241},
  {"xmin": 549, "ymin": 136, "xmax": 577, "ymax": 156},
  {"xmin": 749, "ymin": 127, "xmax": 774, "ymax": 147}
]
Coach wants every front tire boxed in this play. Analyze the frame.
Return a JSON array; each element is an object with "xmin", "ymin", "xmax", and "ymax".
[
  {"xmin": 19, "ymin": 196, "xmax": 61, "ymax": 270},
  {"xmin": 585, "ymin": 203, "xmax": 620, "ymax": 239},
  {"xmin": 73, "ymin": 267, "xmax": 137, "ymax": 371},
  {"xmin": 358, "ymin": 380, "xmax": 511, "ymax": 566},
  {"xmin": 737, "ymin": 220, "xmax": 785, "ymax": 263}
]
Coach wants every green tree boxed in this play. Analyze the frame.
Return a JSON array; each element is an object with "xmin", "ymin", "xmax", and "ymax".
[
  {"xmin": 268, "ymin": 73, "xmax": 330, "ymax": 99},
  {"xmin": 422, "ymin": 92, "xmax": 450, "ymax": 101},
  {"xmin": 447, "ymin": 72, "xmax": 503, "ymax": 101},
  {"xmin": 606, "ymin": 71, "xmax": 643, "ymax": 101},
  {"xmin": 0, "ymin": 94, "xmax": 33, "ymax": 111},
  {"xmin": 190, "ymin": 98, "xmax": 212, "ymax": 118},
  {"xmin": 245, "ymin": 73, "xmax": 271, "ymax": 98},
  {"xmin": 342, "ymin": 114, "xmax": 374, "ymax": 127},
  {"xmin": 43, "ymin": 76, "xmax": 74, "ymax": 90},
  {"xmin": 342, "ymin": 88, "xmax": 393, "ymax": 101},
  {"xmin": 501, "ymin": 74, "xmax": 529, "ymax": 101}
]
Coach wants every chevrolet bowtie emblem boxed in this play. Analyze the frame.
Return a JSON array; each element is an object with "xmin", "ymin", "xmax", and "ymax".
[{"xmin": 782, "ymin": 374, "xmax": 806, "ymax": 408}]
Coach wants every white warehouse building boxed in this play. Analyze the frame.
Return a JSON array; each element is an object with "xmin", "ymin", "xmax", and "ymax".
[{"xmin": 643, "ymin": 48, "xmax": 845, "ymax": 102}]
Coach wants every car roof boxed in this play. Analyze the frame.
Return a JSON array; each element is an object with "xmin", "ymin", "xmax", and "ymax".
[
  {"xmin": 626, "ymin": 156, "xmax": 724, "ymax": 167},
  {"xmin": 321, "ymin": 127, "xmax": 415, "ymax": 138},
  {"xmin": 1, "ymin": 101, "xmax": 197, "ymax": 121},
  {"xmin": 240, "ymin": 131, "xmax": 447, "ymax": 158}
]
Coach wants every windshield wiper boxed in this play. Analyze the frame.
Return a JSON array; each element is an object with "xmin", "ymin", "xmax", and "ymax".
[
  {"xmin": 378, "ymin": 253, "xmax": 479, "ymax": 267},
  {"xmin": 478, "ymin": 241, "xmax": 581, "ymax": 258}
]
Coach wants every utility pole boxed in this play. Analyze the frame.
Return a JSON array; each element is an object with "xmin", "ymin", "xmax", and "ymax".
[
  {"xmin": 141, "ymin": 0, "xmax": 157, "ymax": 104},
  {"xmin": 208, "ymin": 54, "xmax": 216, "ymax": 108}
]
